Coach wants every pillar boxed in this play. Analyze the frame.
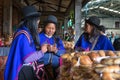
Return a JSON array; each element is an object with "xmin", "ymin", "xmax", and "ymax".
[
  {"xmin": 3, "ymin": 0, "xmax": 12, "ymax": 35},
  {"xmin": 74, "ymin": 0, "xmax": 82, "ymax": 44},
  {"xmin": 0, "ymin": 0, "xmax": 3, "ymax": 36},
  {"xmin": 64, "ymin": 17, "xmax": 68, "ymax": 31}
]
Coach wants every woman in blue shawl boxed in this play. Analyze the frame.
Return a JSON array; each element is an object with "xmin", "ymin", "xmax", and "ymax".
[
  {"xmin": 38, "ymin": 15, "xmax": 65, "ymax": 78},
  {"xmin": 4, "ymin": 6, "xmax": 48, "ymax": 80},
  {"xmin": 75, "ymin": 16, "xmax": 114, "ymax": 51}
]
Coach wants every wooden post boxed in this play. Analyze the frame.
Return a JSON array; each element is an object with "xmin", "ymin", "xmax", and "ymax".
[
  {"xmin": 3, "ymin": 0, "xmax": 12, "ymax": 35},
  {"xmin": 0, "ymin": 0, "xmax": 3, "ymax": 36}
]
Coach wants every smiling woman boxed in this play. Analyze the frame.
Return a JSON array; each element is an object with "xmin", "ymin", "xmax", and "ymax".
[
  {"xmin": 45, "ymin": 23, "xmax": 56, "ymax": 37},
  {"xmin": 38, "ymin": 15, "xmax": 65, "ymax": 79}
]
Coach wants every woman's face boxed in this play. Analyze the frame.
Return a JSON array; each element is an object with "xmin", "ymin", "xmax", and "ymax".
[
  {"xmin": 36, "ymin": 19, "xmax": 40, "ymax": 29},
  {"xmin": 84, "ymin": 23, "xmax": 93, "ymax": 34},
  {"xmin": 45, "ymin": 23, "xmax": 56, "ymax": 36}
]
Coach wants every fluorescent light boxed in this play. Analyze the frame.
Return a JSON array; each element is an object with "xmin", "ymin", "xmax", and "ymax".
[
  {"xmin": 99, "ymin": 6, "xmax": 120, "ymax": 14},
  {"xmin": 103, "ymin": 7, "xmax": 109, "ymax": 10},
  {"xmin": 89, "ymin": 7, "xmax": 94, "ymax": 9},
  {"xmin": 99, "ymin": 6, "xmax": 104, "ymax": 9},
  {"xmin": 109, "ymin": 9, "xmax": 114, "ymax": 12},
  {"xmin": 96, "ymin": 0, "xmax": 101, "ymax": 2},
  {"xmin": 113, "ymin": 11, "xmax": 119, "ymax": 13}
]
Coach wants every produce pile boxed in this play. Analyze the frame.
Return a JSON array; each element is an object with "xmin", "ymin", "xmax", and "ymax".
[
  {"xmin": 63, "ymin": 41, "xmax": 74, "ymax": 53},
  {"xmin": 57, "ymin": 51, "xmax": 120, "ymax": 80}
]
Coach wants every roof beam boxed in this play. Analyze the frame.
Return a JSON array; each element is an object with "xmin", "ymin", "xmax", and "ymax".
[
  {"xmin": 65, "ymin": 0, "xmax": 73, "ymax": 14},
  {"xmin": 58, "ymin": 0, "xmax": 62, "ymax": 11},
  {"xmin": 39, "ymin": 11, "xmax": 65, "ymax": 17},
  {"xmin": 47, "ymin": 5, "xmax": 57, "ymax": 11},
  {"xmin": 112, "ymin": 4, "xmax": 120, "ymax": 10},
  {"xmin": 94, "ymin": 9, "xmax": 120, "ymax": 17},
  {"xmin": 31, "ymin": 0, "xmax": 44, "ymax": 6},
  {"xmin": 31, "ymin": 0, "xmax": 67, "ymax": 9},
  {"xmin": 82, "ymin": 0, "xmax": 91, "ymax": 7},
  {"xmin": 44, "ymin": 1, "xmax": 66, "ymax": 9},
  {"xmin": 24, "ymin": 0, "xmax": 30, "ymax": 6}
]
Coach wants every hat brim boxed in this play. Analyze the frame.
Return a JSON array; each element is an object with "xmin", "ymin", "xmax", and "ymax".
[
  {"xmin": 85, "ymin": 19, "xmax": 99, "ymax": 27},
  {"xmin": 23, "ymin": 12, "xmax": 41, "ymax": 20}
]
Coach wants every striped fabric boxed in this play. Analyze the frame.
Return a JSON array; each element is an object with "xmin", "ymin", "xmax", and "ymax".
[{"xmin": 14, "ymin": 30, "xmax": 31, "ymax": 43}]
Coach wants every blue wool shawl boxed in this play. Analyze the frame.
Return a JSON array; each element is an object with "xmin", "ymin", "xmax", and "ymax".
[
  {"xmin": 4, "ymin": 26, "xmax": 36, "ymax": 80},
  {"xmin": 75, "ymin": 33, "xmax": 115, "ymax": 51}
]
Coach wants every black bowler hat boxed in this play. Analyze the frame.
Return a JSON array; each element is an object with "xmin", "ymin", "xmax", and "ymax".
[
  {"xmin": 85, "ymin": 16, "xmax": 100, "ymax": 28},
  {"xmin": 45, "ymin": 15, "xmax": 57, "ymax": 24},
  {"xmin": 22, "ymin": 6, "xmax": 41, "ymax": 19}
]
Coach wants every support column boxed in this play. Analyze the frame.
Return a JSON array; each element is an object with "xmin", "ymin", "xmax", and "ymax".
[
  {"xmin": 59, "ymin": 20, "xmax": 63, "ymax": 38},
  {"xmin": 0, "ymin": 0, "xmax": 3, "ymax": 36},
  {"xmin": 64, "ymin": 17, "xmax": 68, "ymax": 39},
  {"xmin": 3, "ymin": 0, "xmax": 12, "ymax": 35},
  {"xmin": 64, "ymin": 17, "xmax": 68, "ymax": 31},
  {"xmin": 74, "ymin": 0, "xmax": 82, "ymax": 44}
]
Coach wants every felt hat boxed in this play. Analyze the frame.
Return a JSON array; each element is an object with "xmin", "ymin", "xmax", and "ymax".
[
  {"xmin": 45, "ymin": 15, "xmax": 57, "ymax": 24},
  {"xmin": 22, "ymin": 6, "xmax": 41, "ymax": 19},
  {"xmin": 85, "ymin": 16, "xmax": 100, "ymax": 28}
]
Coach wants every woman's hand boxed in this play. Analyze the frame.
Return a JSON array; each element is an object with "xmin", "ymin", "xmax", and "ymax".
[
  {"xmin": 47, "ymin": 44, "xmax": 58, "ymax": 53},
  {"xmin": 41, "ymin": 44, "xmax": 48, "ymax": 53},
  {"xmin": 51, "ymin": 45, "xmax": 58, "ymax": 53}
]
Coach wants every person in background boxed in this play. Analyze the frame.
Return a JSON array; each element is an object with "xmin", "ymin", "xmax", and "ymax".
[
  {"xmin": 74, "ymin": 16, "xmax": 114, "ymax": 51},
  {"xmin": 113, "ymin": 37, "xmax": 120, "ymax": 50},
  {"xmin": 4, "ymin": 6, "xmax": 48, "ymax": 80},
  {"xmin": 109, "ymin": 32, "xmax": 116, "ymax": 44},
  {"xmin": 38, "ymin": 15, "xmax": 65, "ymax": 78},
  {"xmin": 99, "ymin": 25, "xmax": 106, "ymax": 36},
  {"xmin": 64, "ymin": 32, "xmax": 70, "ymax": 41}
]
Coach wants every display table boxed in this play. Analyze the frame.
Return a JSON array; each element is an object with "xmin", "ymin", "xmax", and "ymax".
[{"xmin": 0, "ymin": 47, "xmax": 10, "ymax": 56}]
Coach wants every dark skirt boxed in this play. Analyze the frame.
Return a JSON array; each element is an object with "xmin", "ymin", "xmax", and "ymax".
[
  {"xmin": 18, "ymin": 65, "xmax": 38, "ymax": 80},
  {"xmin": 18, "ymin": 65, "xmax": 56, "ymax": 80}
]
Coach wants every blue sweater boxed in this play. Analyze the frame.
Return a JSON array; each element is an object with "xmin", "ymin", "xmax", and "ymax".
[{"xmin": 38, "ymin": 32, "xmax": 65, "ymax": 67}]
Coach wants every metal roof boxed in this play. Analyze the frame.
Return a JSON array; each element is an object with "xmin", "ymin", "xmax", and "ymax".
[{"xmin": 82, "ymin": 0, "xmax": 120, "ymax": 18}]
